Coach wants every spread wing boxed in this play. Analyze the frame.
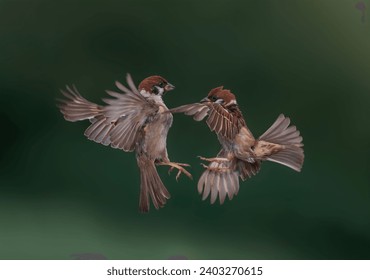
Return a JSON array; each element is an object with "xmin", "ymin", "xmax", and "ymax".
[
  {"xmin": 59, "ymin": 74, "xmax": 158, "ymax": 152},
  {"xmin": 197, "ymin": 150, "xmax": 240, "ymax": 205},
  {"xmin": 197, "ymin": 148, "xmax": 260, "ymax": 205},
  {"xmin": 100, "ymin": 74, "xmax": 159, "ymax": 151},
  {"xmin": 58, "ymin": 85, "xmax": 103, "ymax": 122},
  {"xmin": 170, "ymin": 102, "xmax": 245, "ymax": 140}
]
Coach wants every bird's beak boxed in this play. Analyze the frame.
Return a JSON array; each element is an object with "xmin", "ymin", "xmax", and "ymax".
[
  {"xmin": 200, "ymin": 97, "xmax": 210, "ymax": 103},
  {"xmin": 165, "ymin": 83, "xmax": 175, "ymax": 92}
]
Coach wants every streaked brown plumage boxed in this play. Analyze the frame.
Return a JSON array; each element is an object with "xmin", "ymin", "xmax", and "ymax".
[
  {"xmin": 170, "ymin": 86, "xmax": 304, "ymax": 205},
  {"xmin": 58, "ymin": 74, "xmax": 192, "ymax": 212}
]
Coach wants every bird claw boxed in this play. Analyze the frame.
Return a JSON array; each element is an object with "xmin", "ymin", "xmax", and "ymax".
[
  {"xmin": 200, "ymin": 163, "xmax": 229, "ymax": 173},
  {"xmin": 198, "ymin": 156, "xmax": 208, "ymax": 161},
  {"xmin": 159, "ymin": 161, "xmax": 192, "ymax": 181},
  {"xmin": 168, "ymin": 166, "xmax": 174, "ymax": 175},
  {"xmin": 176, "ymin": 162, "xmax": 191, "ymax": 167},
  {"xmin": 198, "ymin": 156, "xmax": 229, "ymax": 163},
  {"xmin": 200, "ymin": 163, "xmax": 209, "ymax": 169},
  {"xmin": 174, "ymin": 167, "xmax": 193, "ymax": 181},
  {"xmin": 175, "ymin": 169, "xmax": 185, "ymax": 181}
]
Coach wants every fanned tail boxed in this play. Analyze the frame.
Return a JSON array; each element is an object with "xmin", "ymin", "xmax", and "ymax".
[
  {"xmin": 266, "ymin": 145, "xmax": 304, "ymax": 172},
  {"xmin": 257, "ymin": 114, "xmax": 304, "ymax": 172},
  {"xmin": 137, "ymin": 157, "xmax": 170, "ymax": 213}
]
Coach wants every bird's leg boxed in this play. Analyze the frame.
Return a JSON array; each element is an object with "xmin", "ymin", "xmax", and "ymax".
[
  {"xmin": 157, "ymin": 161, "xmax": 192, "ymax": 181},
  {"xmin": 198, "ymin": 156, "xmax": 229, "ymax": 163},
  {"xmin": 198, "ymin": 156, "xmax": 231, "ymax": 172},
  {"xmin": 166, "ymin": 162, "xmax": 190, "ymax": 177},
  {"xmin": 200, "ymin": 163, "xmax": 229, "ymax": 173}
]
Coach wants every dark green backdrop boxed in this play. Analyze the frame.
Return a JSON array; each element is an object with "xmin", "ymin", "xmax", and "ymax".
[{"xmin": 1, "ymin": 0, "xmax": 369, "ymax": 259}]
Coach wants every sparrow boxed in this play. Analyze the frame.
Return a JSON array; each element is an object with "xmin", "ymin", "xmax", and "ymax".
[
  {"xmin": 58, "ymin": 74, "xmax": 192, "ymax": 212},
  {"xmin": 170, "ymin": 86, "xmax": 304, "ymax": 204}
]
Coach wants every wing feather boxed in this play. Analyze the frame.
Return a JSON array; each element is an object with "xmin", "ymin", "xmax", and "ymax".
[
  {"xmin": 99, "ymin": 75, "xmax": 158, "ymax": 151},
  {"xmin": 171, "ymin": 102, "xmax": 244, "ymax": 140},
  {"xmin": 65, "ymin": 74, "xmax": 158, "ymax": 152},
  {"xmin": 58, "ymin": 85, "xmax": 102, "ymax": 122},
  {"xmin": 126, "ymin": 73, "xmax": 140, "ymax": 95},
  {"xmin": 193, "ymin": 107, "xmax": 209, "ymax": 121},
  {"xmin": 197, "ymin": 149, "xmax": 242, "ymax": 205},
  {"xmin": 206, "ymin": 106, "xmax": 218, "ymax": 132},
  {"xmin": 210, "ymin": 174, "xmax": 219, "ymax": 204},
  {"xmin": 218, "ymin": 173, "xmax": 227, "ymax": 205},
  {"xmin": 94, "ymin": 123, "xmax": 114, "ymax": 144}
]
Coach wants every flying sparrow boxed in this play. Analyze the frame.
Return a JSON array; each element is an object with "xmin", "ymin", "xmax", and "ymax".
[
  {"xmin": 170, "ymin": 86, "xmax": 304, "ymax": 204},
  {"xmin": 58, "ymin": 74, "xmax": 192, "ymax": 212}
]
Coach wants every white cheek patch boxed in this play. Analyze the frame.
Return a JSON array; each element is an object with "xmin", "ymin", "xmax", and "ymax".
[
  {"xmin": 215, "ymin": 99, "xmax": 224, "ymax": 104},
  {"xmin": 225, "ymin": 99, "xmax": 237, "ymax": 106},
  {"xmin": 140, "ymin": 89, "xmax": 165, "ymax": 104},
  {"xmin": 140, "ymin": 90, "xmax": 151, "ymax": 97},
  {"xmin": 140, "ymin": 87, "xmax": 164, "ymax": 97}
]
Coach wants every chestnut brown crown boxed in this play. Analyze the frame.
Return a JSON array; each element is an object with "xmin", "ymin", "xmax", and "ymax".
[
  {"xmin": 138, "ymin": 75, "xmax": 174, "ymax": 95},
  {"xmin": 205, "ymin": 86, "xmax": 236, "ymax": 106}
]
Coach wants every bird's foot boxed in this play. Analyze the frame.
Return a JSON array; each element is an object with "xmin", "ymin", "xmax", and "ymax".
[
  {"xmin": 157, "ymin": 162, "xmax": 192, "ymax": 181},
  {"xmin": 198, "ymin": 156, "xmax": 229, "ymax": 163},
  {"xmin": 200, "ymin": 163, "xmax": 229, "ymax": 173}
]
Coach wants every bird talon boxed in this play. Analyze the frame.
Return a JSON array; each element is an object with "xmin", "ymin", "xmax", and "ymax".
[
  {"xmin": 198, "ymin": 156, "xmax": 209, "ymax": 161},
  {"xmin": 168, "ymin": 166, "xmax": 174, "ymax": 175},
  {"xmin": 198, "ymin": 156, "xmax": 229, "ymax": 163},
  {"xmin": 200, "ymin": 163, "xmax": 228, "ymax": 173},
  {"xmin": 158, "ymin": 161, "xmax": 192, "ymax": 180},
  {"xmin": 176, "ymin": 170, "xmax": 181, "ymax": 181},
  {"xmin": 176, "ymin": 162, "xmax": 190, "ymax": 167},
  {"xmin": 200, "ymin": 163, "xmax": 209, "ymax": 169}
]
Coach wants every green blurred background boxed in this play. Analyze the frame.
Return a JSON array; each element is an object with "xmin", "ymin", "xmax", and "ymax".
[{"xmin": 0, "ymin": 0, "xmax": 369, "ymax": 259}]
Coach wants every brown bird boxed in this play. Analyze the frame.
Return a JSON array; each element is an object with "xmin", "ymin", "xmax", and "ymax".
[
  {"xmin": 58, "ymin": 74, "xmax": 192, "ymax": 212},
  {"xmin": 170, "ymin": 86, "xmax": 304, "ymax": 204}
]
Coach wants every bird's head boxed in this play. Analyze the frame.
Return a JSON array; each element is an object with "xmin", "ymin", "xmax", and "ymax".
[
  {"xmin": 138, "ymin": 75, "xmax": 175, "ymax": 97},
  {"xmin": 201, "ymin": 86, "xmax": 237, "ymax": 107}
]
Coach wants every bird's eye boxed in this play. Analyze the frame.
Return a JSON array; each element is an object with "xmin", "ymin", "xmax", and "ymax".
[
  {"xmin": 158, "ymin": 82, "xmax": 164, "ymax": 87},
  {"xmin": 210, "ymin": 96, "xmax": 218, "ymax": 102},
  {"xmin": 152, "ymin": 86, "xmax": 159, "ymax": 94}
]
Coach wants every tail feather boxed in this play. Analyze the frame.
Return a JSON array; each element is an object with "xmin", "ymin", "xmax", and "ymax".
[
  {"xmin": 58, "ymin": 85, "xmax": 102, "ymax": 122},
  {"xmin": 137, "ymin": 158, "xmax": 170, "ymax": 212},
  {"xmin": 259, "ymin": 114, "xmax": 303, "ymax": 145},
  {"xmin": 267, "ymin": 146, "xmax": 304, "ymax": 172},
  {"xmin": 258, "ymin": 114, "xmax": 304, "ymax": 171},
  {"xmin": 259, "ymin": 114, "xmax": 289, "ymax": 141}
]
